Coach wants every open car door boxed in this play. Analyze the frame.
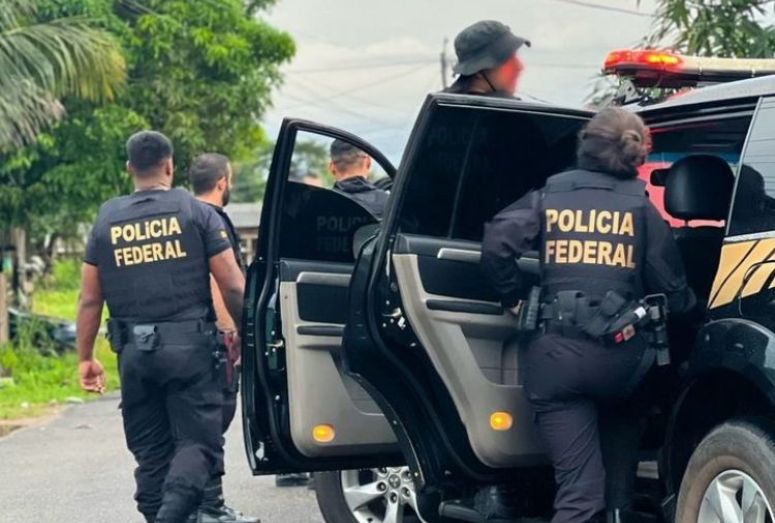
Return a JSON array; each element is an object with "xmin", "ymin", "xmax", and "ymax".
[
  {"xmin": 342, "ymin": 95, "xmax": 595, "ymax": 492},
  {"xmin": 242, "ymin": 119, "xmax": 402, "ymax": 474}
]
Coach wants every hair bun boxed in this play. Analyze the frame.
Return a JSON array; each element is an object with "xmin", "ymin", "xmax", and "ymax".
[{"xmin": 620, "ymin": 129, "xmax": 642, "ymax": 145}]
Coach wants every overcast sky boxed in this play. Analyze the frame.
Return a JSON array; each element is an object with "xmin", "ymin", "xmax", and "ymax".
[{"xmin": 261, "ymin": 0, "xmax": 658, "ymax": 162}]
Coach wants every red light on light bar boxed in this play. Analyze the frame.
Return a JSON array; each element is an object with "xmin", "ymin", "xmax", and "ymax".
[{"xmin": 604, "ymin": 49, "xmax": 683, "ymax": 71}]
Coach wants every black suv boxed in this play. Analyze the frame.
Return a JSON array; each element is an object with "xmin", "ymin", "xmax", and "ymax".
[{"xmin": 241, "ymin": 68, "xmax": 775, "ymax": 523}]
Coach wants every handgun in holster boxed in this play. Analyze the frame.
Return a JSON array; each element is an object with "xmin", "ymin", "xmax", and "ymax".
[
  {"xmin": 643, "ymin": 294, "xmax": 670, "ymax": 366},
  {"xmin": 514, "ymin": 286, "xmax": 542, "ymax": 334},
  {"xmin": 106, "ymin": 319, "xmax": 126, "ymax": 354}
]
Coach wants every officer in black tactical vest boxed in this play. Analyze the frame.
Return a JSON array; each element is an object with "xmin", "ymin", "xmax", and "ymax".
[
  {"xmin": 329, "ymin": 139, "xmax": 389, "ymax": 219},
  {"xmin": 444, "ymin": 20, "xmax": 530, "ymax": 97},
  {"xmin": 76, "ymin": 131, "xmax": 246, "ymax": 523},
  {"xmin": 189, "ymin": 153, "xmax": 258, "ymax": 523},
  {"xmin": 481, "ymin": 109, "xmax": 696, "ymax": 523}
]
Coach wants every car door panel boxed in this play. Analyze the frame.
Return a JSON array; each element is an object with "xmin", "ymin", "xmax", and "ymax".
[
  {"xmin": 279, "ymin": 260, "xmax": 397, "ymax": 458},
  {"xmin": 392, "ymin": 233, "xmax": 546, "ymax": 467}
]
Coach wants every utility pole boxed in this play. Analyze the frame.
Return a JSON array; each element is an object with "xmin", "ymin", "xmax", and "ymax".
[{"xmin": 440, "ymin": 37, "xmax": 449, "ymax": 90}]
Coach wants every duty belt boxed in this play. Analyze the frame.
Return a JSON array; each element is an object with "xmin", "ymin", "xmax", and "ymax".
[{"xmin": 107, "ymin": 318, "xmax": 217, "ymax": 352}]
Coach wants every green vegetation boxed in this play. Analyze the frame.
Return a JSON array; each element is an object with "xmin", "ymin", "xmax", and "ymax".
[
  {"xmin": 0, "ymin": 260, "xmax": 117, "ymax": 420},
  {"xmin": 0, "ymin": 0, "xmax": 294, "ymax": 246},
  {"xmin": 0, "ymin": 0, "xmax": 125, "ymax": 151}
]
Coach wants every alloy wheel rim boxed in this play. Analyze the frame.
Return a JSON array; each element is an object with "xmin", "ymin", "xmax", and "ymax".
[
  {"xmin": 698, "ymin": 470, "xmax": 774, "ymax": 523},
  {"xmin": 341, "ymin": 467, "xmax": 425, "ymax": 523}
]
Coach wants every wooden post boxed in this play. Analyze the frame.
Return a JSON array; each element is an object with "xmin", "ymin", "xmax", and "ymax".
[{"xmin": 0, "ymin": 274, "xmax": 8, "ymax": 344}]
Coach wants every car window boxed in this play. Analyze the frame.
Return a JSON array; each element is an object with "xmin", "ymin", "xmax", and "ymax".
[
  {"xmin": 398, "ymin": 105, "xmax": 584, "ymax": 242},
  {"xmin": 729, "ymin": 97, "xmax": 775, "ymax": 236},
  {"xmin": 278, "ymin": 130, "xmax": 391, "ymax": 263},
  {"xmin": 642, "ymin": 115, "xmax": 751, "ymax": 228}
]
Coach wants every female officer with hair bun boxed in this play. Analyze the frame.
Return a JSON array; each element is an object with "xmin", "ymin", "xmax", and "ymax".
[{"xmin": 481, "ymin": 108, "xmax": 696, "ymax": 523}]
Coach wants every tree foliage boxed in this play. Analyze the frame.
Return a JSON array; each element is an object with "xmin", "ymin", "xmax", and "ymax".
[
  {"xmin": 646, "ymin": 0, "xmax": 775, "ymax": 57},
  {"xmin": 0, "ymin": 0, "xmax": 294, "ymax": 242},
  {"xmin": 0, "ymin": 0, "xmax": 125, "ymax": 150}
]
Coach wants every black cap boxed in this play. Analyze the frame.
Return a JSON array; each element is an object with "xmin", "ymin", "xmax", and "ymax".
[{"xmin": 453, "ymin": 20, "xmax": 530, "ymax": 76}]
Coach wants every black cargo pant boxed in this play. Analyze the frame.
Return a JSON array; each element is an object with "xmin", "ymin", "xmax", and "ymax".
[
  {"xmin": 521, "ymin": 332, "xmax": 648, "ymax": 523},
  {"xmin": 200, "ymin": 333, "xmax": 239, "ymax": 512},
  {"xmin": 118, "ymin": 330, "xmax": 224, "ymax": 523}
]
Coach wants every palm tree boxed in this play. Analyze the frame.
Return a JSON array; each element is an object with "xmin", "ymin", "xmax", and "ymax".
[{"xmin": 0, "ymin": 0, "xmax": 126, "ymax": 150}]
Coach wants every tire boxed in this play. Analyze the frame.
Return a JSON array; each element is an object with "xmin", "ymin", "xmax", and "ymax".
[
  {"xmin": 314, "ymin": 468, "xmax": 426, "ymax": 523},
  {"xmin": 675, "ymin": 419, "xmax": 775, "ymax": 523}
]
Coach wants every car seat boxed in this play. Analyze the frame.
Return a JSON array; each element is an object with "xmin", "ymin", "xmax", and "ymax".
[{"xmin": 663, "ymin": 155, "xmax": 735, "ymax": 301}]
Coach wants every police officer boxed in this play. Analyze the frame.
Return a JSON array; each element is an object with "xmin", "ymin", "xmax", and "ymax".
[
  {"xmin": 76, "ymin": 131, "xmax": 246, "ymax": 523},
  {"xmin": 189, "ymin": 153, "xmax": 259, "ymax": 523},
  {"xmin": 445, "ymin": 20, "xmax": 530, "ymax": 97},
  {"xmin": 481, "ymin": 108, "xmax": 696, "ymax": 523},
  {"xmin": 329, "ymin": 139, "xmax": 389, "ymax": 218}
]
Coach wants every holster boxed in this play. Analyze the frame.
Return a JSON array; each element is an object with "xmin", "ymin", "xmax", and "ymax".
[
  {"xmin": 106, "ymin": 319, "xmax": 127, "ymax": 354},
  {"xmin": 514, "ymin": 286, "xmax": 542, "ymax": 333}
]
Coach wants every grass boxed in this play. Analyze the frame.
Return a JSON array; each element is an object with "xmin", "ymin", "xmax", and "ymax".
[{"xmin": 0, "ymin": 260, "xmax": 118, "ymax": 420}]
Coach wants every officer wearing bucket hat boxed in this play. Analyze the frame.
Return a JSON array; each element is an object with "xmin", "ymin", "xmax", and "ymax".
[{"xmin": 445, "ymin": 20, "xmax": 530, "ymax": 97}]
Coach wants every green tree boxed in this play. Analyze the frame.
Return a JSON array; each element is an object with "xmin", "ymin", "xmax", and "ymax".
[
  {"xmin": 0, "ymin": 0, "xmax": 294, "ymax": 247},
  {"xmin": 231, "ymin": 139, "xmax": 333, "ymax": 204},
  {"xmin": 0, "ymin": 0, "xmax": 125, "ymax": 150},
  {"xmin": 647, "ymin": 0, "xmax": 775, "ymax": 57}
]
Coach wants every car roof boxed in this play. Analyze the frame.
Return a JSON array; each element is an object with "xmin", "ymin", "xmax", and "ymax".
[{"xmin": 633, "ymin": 74, "xmax": 775, "ymax": 112}]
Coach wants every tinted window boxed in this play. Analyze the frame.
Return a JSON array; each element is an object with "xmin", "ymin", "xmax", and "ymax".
[
  {"xmin": 642, "ymin": 115, "xmax": 750, "ymax": 228},
  {"xmin": 277, "ymin": 130, "xmax": 390, "ymax": 263},
  {"xmin": 729, "ymin": 97, "xmax": 775, "ymax": 236},
  {"xmin": 399, "ymin": 105, "xmax": 585, "ymax": 242}
]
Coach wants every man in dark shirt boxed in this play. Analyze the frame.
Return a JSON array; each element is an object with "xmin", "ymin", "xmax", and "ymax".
[
  {"xmin": 76, "ymin": 131, "xmax": 245, "ymax": 523},
  {"xmin": 329, "ymin": 139, "xmax": 389, "ymax": 219},
  {"xmin": 189, "ymin": 153, "xmax": 258, "ymax": 523}
]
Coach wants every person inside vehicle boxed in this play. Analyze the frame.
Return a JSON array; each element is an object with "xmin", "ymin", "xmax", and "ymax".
[
  {"xmin": 445, "ymin": 20, "xmax": 530, "ymax": 97},
  {"xmin": 731, "ymin": 165, "xmax": 775, "ymax": 235},
  {"xmin": 481, "ymin": 108, "xmax": 696, "ymax": 523},
  {"xmin": 329, "ymin": 139, "xmax": 389, "ymax": 219}
]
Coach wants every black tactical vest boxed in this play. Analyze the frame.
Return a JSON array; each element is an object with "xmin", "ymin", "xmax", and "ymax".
[
  {"xmin": 539, "ymin": 170, "xmax": 647, "ymax": 302},
  {"xmin": 93, "ymin": 189, "xmax": 212, "ymax": 323}
]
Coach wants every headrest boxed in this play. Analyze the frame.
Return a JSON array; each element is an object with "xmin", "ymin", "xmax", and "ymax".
[{"xmin": 664, "ymin": 155, "xmax": 734, "ymax": 221}]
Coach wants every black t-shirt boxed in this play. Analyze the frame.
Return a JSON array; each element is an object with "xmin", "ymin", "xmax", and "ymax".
[
  {"xmin": 334, "ymin": 177, "xmax": 390, "ymax": 219},
  {"xmin": 84, "ymin": 188, "xmax": 232, "ymax": 322},
  {"xmin": 206, "ymin": 202, "xmax": 247, "ymax": 273}
]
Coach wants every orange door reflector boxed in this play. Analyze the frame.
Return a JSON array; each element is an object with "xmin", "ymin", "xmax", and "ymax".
[
  {"xmin": 490, "ymin": 412, "xmax": 513, "ymax": 431},
  {"xmin": 313, "ymin": 424, "xmax": 336, "ymax": 443}
]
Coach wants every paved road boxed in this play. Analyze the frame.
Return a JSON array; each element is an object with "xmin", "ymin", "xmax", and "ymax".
[{"xmin": 0, "ymin": 395, "xmax": 325, "ymax": 523}]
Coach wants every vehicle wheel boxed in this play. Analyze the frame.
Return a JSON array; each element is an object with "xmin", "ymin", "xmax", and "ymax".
[
  {"xmin": 314, "ymin": 468, "xmax": 426, "ymax": 523},
  {"xmin": 676, "ymin": 419, "xmax": 775, "ymax": 523}
]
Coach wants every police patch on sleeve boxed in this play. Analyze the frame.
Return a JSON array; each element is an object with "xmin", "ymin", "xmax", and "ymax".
[{"xmin": 219, "ymin": 230, "xmax": 228, "ymax": 239}]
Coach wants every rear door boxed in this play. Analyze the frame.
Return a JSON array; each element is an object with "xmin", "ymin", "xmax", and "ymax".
[
  {"xmin": 242, "ymin": 119, "xmax": 402, "ymax": 474},
  {"xmin": 342, "ymin": 95, "xmax": 594, "ymax": 488}
]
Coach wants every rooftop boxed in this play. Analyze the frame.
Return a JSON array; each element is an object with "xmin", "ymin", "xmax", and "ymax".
[{"xmin": 224, "ymin": 202, "xmax": 261, "ymax": 229}]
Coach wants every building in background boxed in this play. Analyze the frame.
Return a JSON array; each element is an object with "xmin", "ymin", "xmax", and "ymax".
[{"xmin": 224, "ymin": 203, "xmax": 262, "ymax": 263}]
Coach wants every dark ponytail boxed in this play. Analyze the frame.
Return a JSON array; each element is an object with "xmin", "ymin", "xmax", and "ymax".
[{"xmin": 577, "ymin": 108, "xmax": 649, "ymax": 179}]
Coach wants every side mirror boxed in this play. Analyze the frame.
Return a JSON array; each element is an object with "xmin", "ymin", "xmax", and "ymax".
[{"xmin": 353, "ymin": 223, "xmax": 380, "ymax": 259}]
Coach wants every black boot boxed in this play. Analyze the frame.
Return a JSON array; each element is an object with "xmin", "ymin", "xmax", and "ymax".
[{"xmin": 156, "ymin": 489, "xmax": 200, "ymax": 523}]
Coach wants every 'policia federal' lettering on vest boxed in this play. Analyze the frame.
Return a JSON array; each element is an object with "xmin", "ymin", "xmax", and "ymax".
[
  {"xmin": 110, "ymin": 217, "xmax": 189, "ymax": 267},
  {"xmin": 539, "ymin": 170, "xmax": 647, "ymax": 300},
  {"xmin": 544, "ymin": 209, "xmax": 636, "ymax": 269}
]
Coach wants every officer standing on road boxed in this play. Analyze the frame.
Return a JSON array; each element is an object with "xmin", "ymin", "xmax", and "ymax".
[
  {"xmin": 76, "ymin": 131, "xmax": 246, "ymax": 523},
  {"xmin": 189, "ymin": 153, "xmax": 259, "ymax": 523},
  {"xmin": 445, "ymin": 20, "xmax": 530, "ymax": 97},
  {"xmin": 481, "ymin": 108, "xmax": 696, "ymax": 523},
  {"xmin": 329, "ymin": 139, "xmax": 389, "ymax": 219}
]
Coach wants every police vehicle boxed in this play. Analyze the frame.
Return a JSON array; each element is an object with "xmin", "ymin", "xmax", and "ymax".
[{"xmin": 242, "ymin": 50, "xmax": 775, "ymax": 523}]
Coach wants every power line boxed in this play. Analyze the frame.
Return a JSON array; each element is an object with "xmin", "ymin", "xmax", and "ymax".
[
  {"xmin": 280, "ymin": 63, "xmax": 432, "ymax": 111},
  {"xmin": 539, "ymin": 0, "xmax": 652, "ymax": 17},
  {"xmin": 286, "ymin": 59, "xmax": 437, "ymax": 74}
]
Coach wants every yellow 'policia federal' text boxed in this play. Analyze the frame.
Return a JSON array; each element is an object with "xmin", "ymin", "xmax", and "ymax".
[
  {"xmin": 544, "ymin": 209, "xmax": 636, "ymax": 269},
  {"xmin": 110, "ymin": 217, "xmax": 187, "ymax": 267}
]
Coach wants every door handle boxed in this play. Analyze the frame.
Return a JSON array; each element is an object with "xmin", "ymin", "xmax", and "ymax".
[{"xmin": 436, "ymin": 248, "xmax": 481, "ymax": 264}]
